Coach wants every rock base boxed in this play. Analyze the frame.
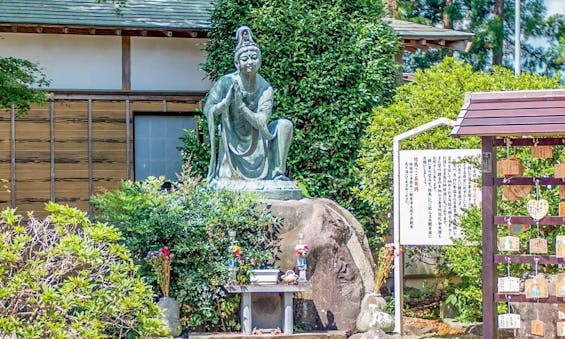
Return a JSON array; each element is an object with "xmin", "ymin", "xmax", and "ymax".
[{"xmin": 269, "ymin": 198, "xmax": 375, "ymax": 334}]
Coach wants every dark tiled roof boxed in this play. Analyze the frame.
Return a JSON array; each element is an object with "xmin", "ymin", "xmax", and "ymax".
[
  {"xmin": 385, "ymin": 19, "xmax": 473, "ymax": 40},
  {"xmin": 452, "ymin": 89, "xmax": 565, "ymax": 137},
  {"xmin": 0, "ymin": 1, "xmax": 473, "ymax": 43},
  {"xmin": 0, "ymin": 0, "xmax": 212, "ymax": 30}
]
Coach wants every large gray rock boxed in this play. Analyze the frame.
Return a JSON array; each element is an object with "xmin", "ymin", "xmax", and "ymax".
[{"xmin": 268, "ymin": 198, "xmax": 375, "ymax": 334}]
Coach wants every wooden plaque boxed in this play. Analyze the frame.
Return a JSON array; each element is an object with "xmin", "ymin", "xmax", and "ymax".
[
  {"xmin": 498, "ymin": 313, "xmax": 521, "ymax": 329},
  {"xmin": 531, "ymin": 319, "xmax": 545, "ymax": 336},
  {"xmin": 559, "ymin": 305, "xmax": 565, "ymax": 320},
  {"xmin": 527, "ymin": 199, "xmax": 549, "ymax": 221},
  {"xmin": 498, "ymin": 276, "xmax": 521, "ymax": 294},
  {"xmin": 498, "ymin": 158, "xmax": 523, "ymax": 177},
  {"xmin": 507, "ymin": 223, "xmax": 530, "ymax": 236},
  {"xmin": 560, "ymin": 202, "xmax": 565, "ymax": 217},
  {"xmin": 529, "ymin": 238, "xmax": 548, "ymax": 254},
  {"xmin": 558, "ymin": 281, "xmax": 565, "ymax": 298},
  {"xmin": 557, "ymin": 273, "xmax": 565, "ymax": 297},
  {"xmin": 558, "ymin": 321, "xmax": 565, "ymax": 336},
  {"xmin": 531, "ymin": 145, "xmax": 552, "ymax": 159},
  {"xmin": 560, "ymin": 186, "xmax": 565, "ymax": 200},
  {"xmin": 557, "ymin": 236, "xmax": 565, "ymax": 258},
  {"xmin": 525, "ymin": 276, "xmax": 549, "ymax": 299},
  {"xmin": 498, "ymin": 236, "xmax": 520, "ymax": 252},
  {"xmin": 502, "ymin": 185, "xmax": 532, "ymax": 201},
  {"xmin": 555, "ymin": 164, "xmax": 565, "ymax": 178}
]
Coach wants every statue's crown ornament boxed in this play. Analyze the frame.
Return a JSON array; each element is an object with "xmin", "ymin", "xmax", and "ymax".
[{"xmin": 234, "ymin": 26, "xmax": 260, "ymax": 61}]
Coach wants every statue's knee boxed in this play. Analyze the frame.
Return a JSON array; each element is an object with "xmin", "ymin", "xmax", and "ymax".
[{"xmin": 278, "ymin": 118, "xmax": 293, "ymax": 133}]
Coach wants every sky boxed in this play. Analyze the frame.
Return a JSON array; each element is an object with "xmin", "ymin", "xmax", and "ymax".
[{"xmin": 545, "ymin": 0, "xmax": 565, "ymax": 15}]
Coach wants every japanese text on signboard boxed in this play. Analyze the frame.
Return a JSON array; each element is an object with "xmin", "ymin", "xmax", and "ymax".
[{"xmin": 399, "ymin": 149, "xmax": 481, "ymax": 245}]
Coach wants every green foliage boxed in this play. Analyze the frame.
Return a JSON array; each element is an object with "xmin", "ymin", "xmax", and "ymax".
[
  {"xmin": 0, "ymin": 57, "xmax": 50, "ymax": 115},
  {"xmin": 199, "ymin": 0, "xmax": 400, "ymax": 233},
  {"xmin": 358, "ymin": 57, "xmax": 561, "ymax": 245},
  {"xmin": 178, "ymin": 126, "xmax": 210, "ymax": 179},
  {"xmin": 91, "ymin": 170, "xmax": 282, "ymax": 331},
  {"xmin": 0, "ymin": 203, "xmax": 164, "ymax": 338},
  {"xmin": 444, "ymin": 207, "xmax": 484, "ymax": 321}
]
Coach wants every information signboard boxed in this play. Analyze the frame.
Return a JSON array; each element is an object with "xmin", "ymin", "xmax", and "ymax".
[{"xmin": 399, "ymin": 149, "xmax": 481, "ymax": 245}]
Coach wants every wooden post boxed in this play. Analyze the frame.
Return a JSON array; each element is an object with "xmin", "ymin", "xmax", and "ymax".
[
  {"xmin": 50, "ymin": 101, "xmax": 55, "ymax": 202},
  {"xmin": 122, "ymin": 36, "xmax": 131, "ymax": 90},
  {"xmin": 482, "ymin": 136, "xmax": 497, "ymax": 338},
  {"xmin": 88, "ymin": 99, "xmax": 93, "ymax": 214},
  {"xmin": 10, "ymin": 106, "xmax": 16, "ymax": 208},
  {"xmin": 126, "ymin": 99, "xmax": 131, "ymax": 180}
]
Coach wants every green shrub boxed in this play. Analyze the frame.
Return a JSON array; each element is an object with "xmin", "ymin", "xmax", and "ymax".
[
  {"xmin": 91, "ymin": 170, "xmax": 282, "ymax": 331},
  {"xmin": 358, "ymin": 57, "xmax": 562, "ymax": 246},
  {"xmin": 0, "ymin": 202, "xmax": 164, "ymax": 338}
]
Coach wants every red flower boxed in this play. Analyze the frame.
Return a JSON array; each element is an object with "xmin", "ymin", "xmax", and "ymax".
[{"xmin": 235, "ymin": 251, "xmax": 243, "ymax": 260}]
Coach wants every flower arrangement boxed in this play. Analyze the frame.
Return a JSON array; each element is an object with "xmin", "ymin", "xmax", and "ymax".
[
  {"xmin": 374, "ymin": 243, "xmax": 396, "ymax": 294},
  {"xmin": 232, "ymin": 244, "xmax": 243, "ymax": 260},
  {"xmin": 146, "ymin": 246, "xmax": 174, "ymax": 297},
  {"xmin": 294, "ymin": 243, "xmax": 310, "ymax": 257}
]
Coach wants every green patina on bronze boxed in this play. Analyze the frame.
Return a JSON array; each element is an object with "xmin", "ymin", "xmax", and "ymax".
[{"xmin": 204, "ymin": 26, "xmax": 301, "ymax": 200}]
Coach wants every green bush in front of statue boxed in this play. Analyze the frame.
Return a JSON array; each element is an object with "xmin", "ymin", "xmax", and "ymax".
[
  {"xmin": 91, "ymin": 168, "xmax": 281, "ymax": 332},
  {"xmin": 0, "ymin": 202, "xmax": 165, "ymax": 338}
]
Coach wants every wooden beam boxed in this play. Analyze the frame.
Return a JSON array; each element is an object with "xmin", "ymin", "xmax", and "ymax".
[{"xmin": 122, "ymin": 36, "xmax": 131, "ymax": 90}]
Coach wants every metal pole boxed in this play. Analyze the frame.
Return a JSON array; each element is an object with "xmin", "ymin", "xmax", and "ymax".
[
  {"xmin": 514, "ymin": 0, "xmax": 521, "ymax": 75},
  {"xmin": 392, "ymin": 117, "xmax": 456, "ymax": 334}
]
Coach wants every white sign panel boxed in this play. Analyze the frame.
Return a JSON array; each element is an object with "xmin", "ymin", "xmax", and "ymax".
[{"xmin": 399, "ymin": 149, "xmax": 481, "ymax": 245}]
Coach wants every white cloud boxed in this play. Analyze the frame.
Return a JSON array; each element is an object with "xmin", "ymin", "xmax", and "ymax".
[{"xmin": 545, "ymin": 0, "xmax": 565, "ymax": 15}]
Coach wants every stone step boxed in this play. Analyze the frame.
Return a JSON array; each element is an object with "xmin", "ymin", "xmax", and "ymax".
[{"xmin": 188, "ymin": 331, "xmax": 347, "ymax": 339}]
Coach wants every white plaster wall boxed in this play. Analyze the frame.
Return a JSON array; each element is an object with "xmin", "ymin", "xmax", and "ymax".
[
  {"xmin": 131, "ymin": 37, "xmax": 211, "ymax": 91},
  {"xmin": 0, "ymin": 33, "xmax": 122, "ymax": 89}
]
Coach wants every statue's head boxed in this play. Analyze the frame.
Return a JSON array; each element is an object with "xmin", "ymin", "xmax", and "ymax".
[{"xmin": 234, "ymin": 26, "xmax": 262, "ymax": 73}]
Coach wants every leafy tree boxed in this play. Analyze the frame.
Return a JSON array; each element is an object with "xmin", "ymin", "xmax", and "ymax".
[
  {"xmin": 0, "ymin": 57, "xmax": 49, "ymax": 115},
  {"xmin": 391, "ymin": 0, "xmax": 565, "ymax": 75},
  {"xmin": 358, "ymin": 57, "xmax": 561, "ymax": 244},
  {"xmin": 198, "ymin": 0, "xmax": 400, "ymax": 231}
]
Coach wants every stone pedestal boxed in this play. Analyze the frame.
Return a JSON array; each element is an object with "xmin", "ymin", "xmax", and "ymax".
[
  {"xmin": 224, "ymin": 284, "xmax": 308, "ymax": 335},
  {"xmin": 209, "ymin": 179, "xmax": 302, "ymax": 200},
  {"xmin": 268, "ymin": 198, "xmax": 375, "ymax": 334}
]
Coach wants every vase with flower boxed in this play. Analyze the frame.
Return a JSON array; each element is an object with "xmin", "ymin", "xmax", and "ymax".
[
  {"xmin": 294, "ymin": 233, "xmax": 310, "ymax": 283},
  {"xmin": 146, "ymin": 246, "xmax": 182, "ymax": 337}
]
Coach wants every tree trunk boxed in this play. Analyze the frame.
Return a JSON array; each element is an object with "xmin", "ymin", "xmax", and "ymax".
[
  {"xmin": 492, "ymin": 0, "xmax": 504, "ymax": 65},
  {"xmin": 443, "ymin": 0, "xmax": 453, "ymax": 29}
]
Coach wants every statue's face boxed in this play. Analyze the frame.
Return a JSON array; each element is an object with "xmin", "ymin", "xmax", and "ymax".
[{"xmin": 237, "ymin": 49, "xmax": 261, "ymax": 75}]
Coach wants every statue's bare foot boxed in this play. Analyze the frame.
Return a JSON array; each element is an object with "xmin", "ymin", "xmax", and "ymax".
[{"xmin": 273, "ymin": 174, "xmax": 291, "ymax": 181}]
